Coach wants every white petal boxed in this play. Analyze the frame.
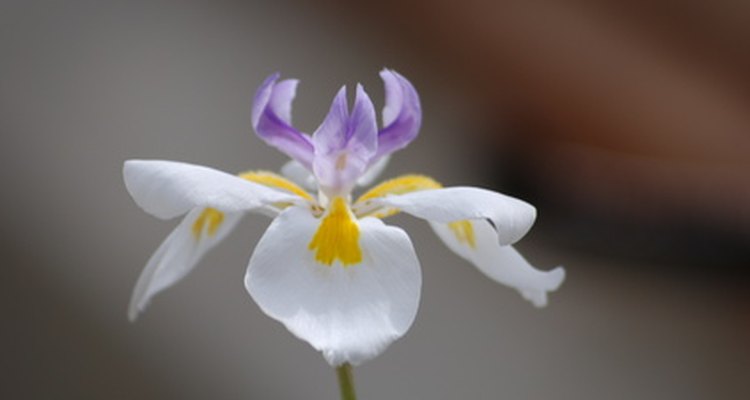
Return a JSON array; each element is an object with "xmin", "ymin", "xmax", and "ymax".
[
  {"xmin": 431, "ymin": 220, "xmax": 564, "ymax": 307},
  {"xmin": 245, "ymin": 206, "xmax": 421, "ymax": 366},
  {"xmin": 280, "ymin": 159, "xmax": 318, "ymax": 190},
  {"xmin": 356, "ymin": 155, "xmax": 390, "ymax": 187},
  {"xmin": 128, "ymin": 209, "xmax": 243, "ymax": 320},
  {"xmin": 372, "ymin": 187, "xmax": 537, "ymax": 245},
  {"xmin": 124, "ymin": 160, "xmax": 299, "ymax": 220}
]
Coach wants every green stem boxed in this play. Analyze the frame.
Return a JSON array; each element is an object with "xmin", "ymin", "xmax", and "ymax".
[{"xmin": 335, "ymin": 363, "xmax": 357, "ymax": 400}]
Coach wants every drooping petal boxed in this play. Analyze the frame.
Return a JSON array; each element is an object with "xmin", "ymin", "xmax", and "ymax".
[
  {"xmin": 431, "ymin": 220, "xmax": 565, "ymax": 307},
  {"xmin": 374, "ymin": 69, "xmax": 422, "ymax": 160},
  {"xmin": 252, "ymin": 73, "xmax": 315, "ymax": 168},
  {"xmin": 245, "ymin": 206, "xmax": 421, "ymax": 366},
  {"xmin": 128, "ymin": 209, "xmax": 243, "ymax": 320},
  {"xmin": 369, "ymin": 187, "xmax": 537, "ymax": 245},
  {"xmin": 123, "ymin": 160, "xmax": 300, "ymax": 220},
  {"xmin": 312, "ymin": 85, "xmax": 378, "ymax": 195}
]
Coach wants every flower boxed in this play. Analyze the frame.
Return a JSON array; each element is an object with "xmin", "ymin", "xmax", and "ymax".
[{"xmin": 124, "ymin": 69, "xmax": 565, "ymax": 366}]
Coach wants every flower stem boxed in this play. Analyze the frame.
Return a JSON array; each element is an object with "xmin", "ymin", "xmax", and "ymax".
[{"xmin": 335, "ymin": 363, "xmax": 357, "ymax": 400}]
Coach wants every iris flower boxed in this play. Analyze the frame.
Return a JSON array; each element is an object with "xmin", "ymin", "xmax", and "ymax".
[{"xmin": 124, "ymin": 70, "xmax": 565, "ymax": 367}]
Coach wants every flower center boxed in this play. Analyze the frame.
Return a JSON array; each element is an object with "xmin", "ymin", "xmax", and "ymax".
[{"xmin": 308, "ymin": 197, "xmax": 362, "ymax": 267}]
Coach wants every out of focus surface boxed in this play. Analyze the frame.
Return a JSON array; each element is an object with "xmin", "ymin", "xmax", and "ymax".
[{"xmin": 2, "ymin": 1, "xmax": 748, "ymax": 399}]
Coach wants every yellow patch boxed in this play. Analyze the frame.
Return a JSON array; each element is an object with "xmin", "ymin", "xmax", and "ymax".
[
  {"xmin": 355, "ymin": 174, "xmax": 442, "ymax": 218},
  {"xmin": 448, "ymin": 220, "xmax": 476, "ymax": 248},
  {"xmin": 239, "ymin": 170, "xmax": 314, "ymax": 201},
  {"xmin": 308, "ymin": 197, "xmax": 362, "ymax": 267},
  {"xmin": 356, "ymin": 174, "xmax": 442, "ymax": 203},
  {"xmin": 192, "ymin": 208, "xmax": 224, "ymax": 239}
]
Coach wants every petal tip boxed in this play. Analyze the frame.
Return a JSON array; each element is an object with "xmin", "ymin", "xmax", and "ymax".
[
  {"xmin": 375, "ymin": 69, "xmax": 421, "ymax": 158},
  {"xmin": 521, "ymin": 266, "xmax": 565, "ymax": 308},
  {"xmin": 548, "ymin": 266, "xmax": 566, "ymax": 291}
]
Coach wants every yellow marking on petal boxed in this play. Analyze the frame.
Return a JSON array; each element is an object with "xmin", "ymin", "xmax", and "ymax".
[
  {"xmin": 356, "ymin": 174, "xmax": 442, "ymax": 203},
  {"xmin": 239, "ymin": 170, "xmax": 314, "ymax": 201},
  {"xmin": 240, "ymin": 171, "xmax": 315, "ymax": 201},
  {"xmin": 192, "ymin": 208, "xmax": 224, "ymax": 239},
  {"xmin": 448, "ymin": 220, "xmax": 476, "ymax": 248},
  {"xmin": 355, "ymin": 174, "xmax": 442, "ymax": 218},
  {"xmin": 308, "ymin": 197, "xmax": 362, "ymax": 267}
]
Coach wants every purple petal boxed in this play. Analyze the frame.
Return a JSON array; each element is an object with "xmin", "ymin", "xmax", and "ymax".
[
  {"xmin": 312, "ymin": 84, "xmax": 378, "ymax": 195},
  {"xmin": 375, "ymin": 69, "xmax": 422, "ymax": 160},
  {"xmin": 252, "ymin": 73, "xmax": 315, "ymax": 169},
  {"xmin": 312, "ymin": 86, "xmax": 350, "ymax": 155},
  {"xmin": 348, "ymin": 84, "xmax": 378, "ymax": 156}
]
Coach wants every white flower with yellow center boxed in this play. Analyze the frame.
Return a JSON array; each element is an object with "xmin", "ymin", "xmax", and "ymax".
[{"xmin": 124, "ymin": 70, "xmax": 565, "ymax": 366}]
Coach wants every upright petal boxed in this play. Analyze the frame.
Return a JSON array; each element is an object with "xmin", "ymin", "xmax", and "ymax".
[
  {"xmin": 431, "ymin": 220, "xmax": 565, "ymax": 307},
  {"xmin": 312, "ymin": 86, "xmax": 350, "ymax": 155},
  {"xmin": 129, "ymin": 209, "xmax": 243, "ymax": 320},
  {"xmin": 313, "ymin": 85, "xmax": 378, "ymax": 195},
  {"xmin": 369, "ymin": 187, "xmax": 537, "ymax": 245},
  {"xmin": 245, "ymin": 206, "xmax": 421, "ymax": 366},
  {"xmin": 374, "ymin": 69, "xmax": 422, "ymax": 160},
  {"xmin": 252, "ymin": 73, "xmax": 315, "ymax": 168},
  {"xmin": 123, "ymin": 160, "xmax": 300, "ymax": 219}
]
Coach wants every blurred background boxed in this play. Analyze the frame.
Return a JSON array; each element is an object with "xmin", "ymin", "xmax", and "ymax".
[{"xmin": 2, "ymin": 0, "xmax": 748, "ymax": 399}]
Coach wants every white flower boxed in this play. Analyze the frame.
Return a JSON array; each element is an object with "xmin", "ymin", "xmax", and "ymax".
[{"xmin": 124, "ymin": 70, "xmax": 565, "ymax": 366}]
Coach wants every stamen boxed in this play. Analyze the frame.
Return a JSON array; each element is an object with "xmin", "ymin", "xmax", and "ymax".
[
  {"xmin": 192, "ymin": 208, "xmax": 224, "ymax": 239},
  {"xmin": 308, "ymin": 197, "xmax": 362, "ymax": 267}
]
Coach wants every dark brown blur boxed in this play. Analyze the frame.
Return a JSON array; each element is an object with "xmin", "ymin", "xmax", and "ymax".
[{"xmin": 2, "ymin": 1, "xmax": 748, "ymax": 399}]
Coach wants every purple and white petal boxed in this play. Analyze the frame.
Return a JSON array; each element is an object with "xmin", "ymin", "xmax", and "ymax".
[
  {"xmin": 312, "ymin": 86, "xmax": 349, "ymax": 155},
  {"xmin": 252, "ymin": 73, "xmax": 315, "ymax": 169},
  {"xmin": 312, "ymin": 85, "xmax": 378, "ymax": 196},
  {"xmin": 374, "ymin": 69, "xmax": 422, "ymax": 161}
]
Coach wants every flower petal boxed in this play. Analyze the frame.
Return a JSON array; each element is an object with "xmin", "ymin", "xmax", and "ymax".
[
  {"xmin": 284, "ymin": 155, "xmax": 390, "ymax": 190},
  {"xmin": 370, "ymin": 187, "xmax": 537, "ymax": 245},
  {"xmin": 356, "ymin": 155, "xmax": 390, "ymax": 187},
  {"xmin": 252, "ymin": 73, "xmax": 315, "ymax": 168},
  {"xmin": 431, "ymin": 220, "xmax": 564, "ymax": 307},
  {"xmin": 312, "ymin": 86, "xmax": 349, "ymax": 155},
  {"xmin": 281, "ymin": 159, "xmax": 318, "ymax": 190},
  {"xmin": 245, "ymin": 206, "xmax": 421, "ymax": 366},
  {"xmin": 375, "ymin": 69, "xmax": 421, "ymax": 160},
  {"xmin": 128, "ymin": 209, "xmax": 243, "ymax": 320},
  {"xmin": 123, "ymin": 160, "xmax": 300, "ymax": 220},
  {"xmin": 312, "ymin": 85, "xmax": 378, "ymax": 195}
]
